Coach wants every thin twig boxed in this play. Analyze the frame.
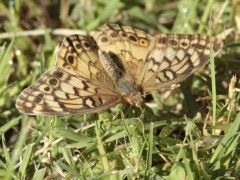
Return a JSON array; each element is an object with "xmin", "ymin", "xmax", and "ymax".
[{"xmin": 0, "ymin": 28, "xmax": 94, "ymax": 39}]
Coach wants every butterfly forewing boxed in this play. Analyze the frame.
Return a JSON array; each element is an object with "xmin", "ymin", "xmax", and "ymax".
[
  {"xmin": 140, "ymin": 34, "xmax": 223, "ymax": 91},
  {"xmin": 16, "ymin": 67, "xmax": 121, "ymax": 115}
]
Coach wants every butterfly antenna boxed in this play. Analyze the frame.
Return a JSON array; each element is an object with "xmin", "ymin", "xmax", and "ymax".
[
  {"xmin": 139, "ymin": 105, "xmax": 145, "ymax": 115},
  {"xmin": 122, "ymin": 104, "xmax": 133, "ymax": 119},
  {"xmin": 144, "ymin": 91, "xmax": 152, "ymax": 96}
]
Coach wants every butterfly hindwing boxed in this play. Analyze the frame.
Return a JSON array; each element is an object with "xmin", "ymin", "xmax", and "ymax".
[
  {"xmin": 56, "ymin": 35, "xmax": 115, "ymax": 87},
  {"xmin": 93, "ymin": 24, "xmax": 152, "ymax": 77}
]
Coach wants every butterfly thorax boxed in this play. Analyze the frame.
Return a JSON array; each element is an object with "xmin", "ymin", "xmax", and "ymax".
[
  {"xmin": 116, "ymin": 79, "xmax": 144, "ymax": 106},
  {"xmin": 98, "ymin": 49, "xmax": 144, "ymax": 106}
]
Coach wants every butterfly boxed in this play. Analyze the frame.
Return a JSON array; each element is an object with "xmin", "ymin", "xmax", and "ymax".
[{"xmin": 16, "ymin": 24, "xmax": 223, "ymax": 115}]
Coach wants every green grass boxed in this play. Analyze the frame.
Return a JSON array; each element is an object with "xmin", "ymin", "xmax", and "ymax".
[{"xmin": 0, "ymin": 0, "xmax": 240, "ymax": 179}]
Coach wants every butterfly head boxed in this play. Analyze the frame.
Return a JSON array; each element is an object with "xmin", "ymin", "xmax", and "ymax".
[{"xmin": 125, "ymin": 91, "xmax": 144, "ymax": 107}]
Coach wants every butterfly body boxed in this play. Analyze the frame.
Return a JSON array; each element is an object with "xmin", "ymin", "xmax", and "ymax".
[
  {"xmin": 16, "ymin": 24, "xmax": 222, "ymax": 115},
  {"xmin": 98, "ymin": 48, "xmax": 144, "ymax": 106}
]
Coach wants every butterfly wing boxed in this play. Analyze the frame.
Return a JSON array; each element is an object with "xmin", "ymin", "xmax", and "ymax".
[
  {"xmin": 16, "ymin": 67, "xmax": 121, "ymax": 115},
  {"xmin": 56, "ymin": 34, "xmax": 114, "ymax": 87},
  {"xmin": 93, "ymin": 24, "xmax": 152, "ymax": 78},
  {"xmin": 139, "ymin": 34, "xmax": 223, "ymax": 91}
]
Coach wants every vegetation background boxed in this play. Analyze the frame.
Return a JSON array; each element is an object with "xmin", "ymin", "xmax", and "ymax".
[{"xmin": 0, "ymin": 0, "xmax": 240, "ymax": 179}]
